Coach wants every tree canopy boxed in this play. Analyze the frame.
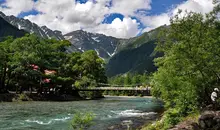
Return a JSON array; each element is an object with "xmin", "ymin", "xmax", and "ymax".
[
  {"xmin": 152, "ymin": 5, "xmax": 220, "ymax": 115},
  {"xmin": 0, "ymin": 34, "xmax": 107, "ymax": 98}
]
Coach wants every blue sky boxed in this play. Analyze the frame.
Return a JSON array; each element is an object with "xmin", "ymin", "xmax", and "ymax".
[{"xmin": 0, "ymin": 0, "xmax": 214, "ymax": 38}]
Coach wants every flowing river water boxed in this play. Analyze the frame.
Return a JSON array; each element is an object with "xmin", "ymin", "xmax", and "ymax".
[{"xmin": 0, "ymin": 96, "xmax": 163, "ymax": 130}]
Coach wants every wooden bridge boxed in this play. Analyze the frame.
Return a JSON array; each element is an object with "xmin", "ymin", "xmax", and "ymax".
[
  {"xmin": 77, "ymin": 87, "xmax": 151, "ymax": 91},
  {"xmin": 76, "ymin": 86, "xmax": 151, "ymax": 96}
]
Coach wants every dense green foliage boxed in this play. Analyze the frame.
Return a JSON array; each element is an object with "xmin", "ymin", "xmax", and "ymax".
[
  {"xmin": 0, "ymin": 34, "xmax": 107, "ymax": 98},
  {"xmin": 108, "ymin": 73, "xmax": 150, "ymax": 86},
  {"xmin": 71, "ymin": 112, "xmax": 94, "ymax": 130},
  {"xmin": 103, "ymin": 73, "xmax": 149, "ymax": 96},
  {"xmin": 150, "ymin": 4, "xmax": 220, "ymax": 129}
]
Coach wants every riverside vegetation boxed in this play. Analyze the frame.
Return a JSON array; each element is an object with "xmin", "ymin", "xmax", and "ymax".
[
  {"xmin": 0, "ymin": 34, "xmax": 107, "ymax": 99},
  {"xmin": 105, "ymin": 73, "xmax": 150, "ymax": 96},
  {"xmin": 71, "ymin": 112, "xmax": 94, "ymax": 130},
  {"xmin": 143, "ymin": 2, "xmax": 220, "ymax": 130}
]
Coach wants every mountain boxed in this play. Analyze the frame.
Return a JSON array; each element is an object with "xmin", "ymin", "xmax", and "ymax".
[
  {"xmin": 0, "ymin": 11, "xmax": 121, "ymax": 59},
  {"xmin": 0, "ymin": 17, "xmax": 26, "ymax": 41},
  {"xmin": 0, "ymin": 11, "xmax": 78, "ymax": 52},
  {"xmin": 0, "ymin": 11, "xmax": 64, "ymax": 40},
  {"xmin": 0, "ymin": 11, "xmax": 166, "ymax": 77},
  {"xmin": 64, "ymin": 30, "xmax": 121, "ymax": 59},
  {"xmin": 106, "ymin": 27, "xmax": 165, "ymax": 77}
]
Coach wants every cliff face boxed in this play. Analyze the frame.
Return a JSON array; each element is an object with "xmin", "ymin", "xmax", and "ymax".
[
  {"xmin": 0, "ymin": 17, "xmax": 26, "ymax": 40},
  {"xmin": 0, "ymin": 11, "xmax": 64, "ymax": 40}
]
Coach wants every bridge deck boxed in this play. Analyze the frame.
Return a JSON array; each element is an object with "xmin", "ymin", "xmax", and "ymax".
[{"xmin": 76, "ymin": 87, "xmax": 151, "ymax": 91}]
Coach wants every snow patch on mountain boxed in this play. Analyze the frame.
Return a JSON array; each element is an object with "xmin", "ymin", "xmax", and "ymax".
[
  {"xmin": 78, "ymin": 47, "xmax": 84, "ymax": 52},
  {"xmin": 92, "ymin": 37, "xmax": 100, "ymax": 42},
  {"xmin": 17, "ymin": 23, "xmax": 21, "ymax": 30},
  {"xmin": 95, "ymin": 49, "xmax": 99, "ymax": 56},
  {"xmin": 64, "ymin": 36, "xmax": 72, "ymax": 40},
  {"xmin": 111, "ymin": 46, "xmax": 118, "ymax": 57},
  {"xmin": 107, "ymin": 52, "xmax": 112, "ymax": 57}
]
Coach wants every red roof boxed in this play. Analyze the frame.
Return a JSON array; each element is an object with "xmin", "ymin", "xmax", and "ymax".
[
  {"xmin": 44, "ymin": 70, "xmax": 56, "ymax": 75},
  {"xmin": 30, "ymin": 64, "xmax": 39, "ymax": 70},
  {"xmin": 30, "ymin": 64, "xmax": 56, "ymax": 75},
  {"xmin": 43, "ymin": 78, "xmax": 51, "ymax": 83}
]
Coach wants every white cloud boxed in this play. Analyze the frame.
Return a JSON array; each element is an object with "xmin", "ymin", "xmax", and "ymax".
[
  {"xmin": 86, "ymin": 17, "xmax": 140, "ymax": 38},
  {"xmin": 75, "ymin": 1, "xmax": 93, "ymax": 12},
  {"xmin": 0, "ymin": 0, "xmax": 217, "ymax": 38},
  {"xmin": 173, "ymin": 0, "xmax": 214, "ymax": 15},
  {"xmin": 23, "ymin": 0, "xmax": 150, "ymax": 38},
  {"xmin": 110, "ymin": 0, "xmax": 152, "ymax": 16},
  {"xmin": 140, "ymin": 0, "xmax": 215, "ymax": 33},
  {"xmin": 0, "ymin": 0, "xmax": 150, "ymax": 38},
  {"xmin": 0, "ymin": 0, "xmax": 35, "ymax": 16},
  {"xmin": 140, "ymin": 13, "xmax": 170, "ymax": 33},
  {"xmin": 25, "ymin": 0, "xmax": 110, "ymax": 35}
]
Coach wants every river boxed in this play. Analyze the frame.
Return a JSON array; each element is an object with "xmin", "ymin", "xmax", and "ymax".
[{"xmin": 0, "ymin": 96, "xmax": 163, "ymax": 130}]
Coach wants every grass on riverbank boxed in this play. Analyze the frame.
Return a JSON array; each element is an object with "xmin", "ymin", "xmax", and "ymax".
[
  {"xmin": 12, "ymin": 93, "xmax": 33, "ymax": 102},
  {"xmin": 141, "ymin": 109, "xmax": 199, "ymax": 130}
]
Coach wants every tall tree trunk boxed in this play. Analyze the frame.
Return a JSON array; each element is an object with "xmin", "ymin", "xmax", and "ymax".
[
  {"xmin": 6, "ymin": 70, "xmax": 11, "ymax": 90},
  {"xmin": 1, "ymin": 63, "xmax": 7, "ymax": 92},
  {"xmin": 0, "ymin": 78, "xmax": 2, "ymax": 92},
  {"xmin": 72, "ymin": 90, "xmax": 81, "ymax": 98}
]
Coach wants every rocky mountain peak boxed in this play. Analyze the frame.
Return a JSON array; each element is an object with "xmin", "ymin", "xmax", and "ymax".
[
  {"xmin": 0, "ymin": 11, "xmax": 64, "ymax": 40},
  {"xmin": 64, "ymin": 30, "xmax": 120, "ymax": 59}
]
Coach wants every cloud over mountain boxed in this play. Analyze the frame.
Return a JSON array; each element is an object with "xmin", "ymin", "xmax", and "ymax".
[{"xmin": 0, "ymin": 0, "xmax": 216, "ymax": 38}]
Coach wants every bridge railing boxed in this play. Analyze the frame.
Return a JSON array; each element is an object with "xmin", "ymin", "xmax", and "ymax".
[
  {"xmin": 97, "ymin": 83, "xmax": 144, "ymax": 87},
  {"xmin": 76, "ymin": 87, "xmax": 151, "ymax": 91}
]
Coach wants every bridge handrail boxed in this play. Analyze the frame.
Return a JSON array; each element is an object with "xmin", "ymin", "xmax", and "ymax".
[
  {"xmin": 77, "ymin": 87, "xmax": 151, "ymax": 91},
  {"xmin": 97, "ymin": 83, "xmax": 147, "ymax": 87}
]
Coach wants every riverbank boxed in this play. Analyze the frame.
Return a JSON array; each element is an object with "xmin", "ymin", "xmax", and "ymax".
[
  {"xmin": 104, "ymin": 95, "xmax": 153, "ymax": 98},
  {"xmin": 141, "ymin": 110, "xmax": 220, "ymax": 130},
  {"xmin": 169, "ymin": 110, "xmax": 220, "ymax": 130},
  {"xmin": 0, "ymin": 93, "xmax": 153, "ymax": 102},
  {"xmin": 0, "ymin": 93, "xmax": 83, "ymax": 102}
]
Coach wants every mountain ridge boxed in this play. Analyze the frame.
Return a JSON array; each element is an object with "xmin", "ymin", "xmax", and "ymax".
[
  {"xmin": 0, "ymin": 11, "xmax": 64, "ymax": 40},
  {"xmin": 64, "ymin": 30, "xmax": 122, "ymax": 59},
  {"xmin": 0, "ymin": 11, "xmax": 165, "ymax": 77},
  {"xmin": 0, "ymin": 17, "xmax": 26, "ymax": 40},
  {"xmin": 105, "ymin": 27, "xmax": 164, "ymax": 77}
]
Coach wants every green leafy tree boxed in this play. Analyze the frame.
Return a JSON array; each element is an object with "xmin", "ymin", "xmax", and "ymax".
[
  {"xmin": 79, "ymin": 50, "xmax": 107, "ymax": 84},
  {"xmin": 73, "ymin": 50, "xmax": 107, "ymax": 98},
  {"xmin": 152, "ymin": 5, "xmax": 220, "ymax": 115},
  {"xmin": 0, "ymin": 34, "xmax": 72, "ymax": 94},
  {"xmin": 9, "ymin": 35, "xmax": 45, "ymax": 93},
  {"xmin": 0, "ymin": 36, "xmax": 14, "ymax": 93},
  {"xmin": 111, "ymin": 75, "xmax": 124, "ymax": 85},
  {"xmin": 0, "ymin": 34, "xmax": 108, "ymax": 99},
  {"xmin": 124, "ymin": 73, "xmax": 132, "ymax": 85}
]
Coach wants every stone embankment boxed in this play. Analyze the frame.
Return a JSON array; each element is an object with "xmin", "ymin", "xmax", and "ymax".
[{"xmin": 0, "ymin": 93, "xmax": 17, "ymax": 102}]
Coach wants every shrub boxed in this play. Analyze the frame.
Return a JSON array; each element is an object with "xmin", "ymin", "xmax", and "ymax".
[
  {"xmin": 12, "ymin": 93, "xmax": 32, "ymax": 102},
  {"xmin": 71, "ymin": 112, "xmax": 94, "ymax": 130},
  {"xmin": 142, "ymin": 108, "xmax": 182, "ymax": 130}
]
